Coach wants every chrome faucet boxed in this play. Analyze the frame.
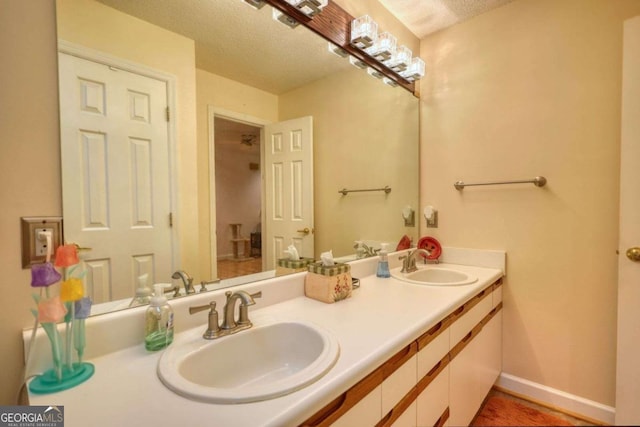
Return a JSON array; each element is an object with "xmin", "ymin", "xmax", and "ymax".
[
  {"xmin": 172, "ymin": 270, "xmax": 195, "ymax": 295},
  {"xmin": 221, "ymin": 290, "xmax": 262, "ymax": 331},
  {"xmin": 399, "ymin": 249, "xmax": 431, "ymax": 273},
  {"xmin": 189, "ymin": 290, "xmax": 262, "ymax": 340}
]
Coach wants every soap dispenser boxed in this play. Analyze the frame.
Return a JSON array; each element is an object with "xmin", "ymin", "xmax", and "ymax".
[
  {"xmin": 376, "ymin": 243, "xmax": 391, "ymax": 278},
  {"xmin": 145, "ymin": 284, "xmax": 174, "ymax": 351}
]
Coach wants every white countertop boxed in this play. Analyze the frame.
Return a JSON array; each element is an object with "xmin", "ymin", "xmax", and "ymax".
[{"xmin": 29, "ymin": 255, "xmax": 503, "ymax": 427}]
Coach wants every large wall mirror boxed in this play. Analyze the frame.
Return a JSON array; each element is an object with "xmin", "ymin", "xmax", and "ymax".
[{"xmin": 56, "ymin": 0, "xmax": 419, "ymax": 315}]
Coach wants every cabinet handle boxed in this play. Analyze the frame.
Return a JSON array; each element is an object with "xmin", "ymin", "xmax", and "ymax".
[
  {"xmin": 461, "ymin": 330, "xmax": 474, "ymax": 343},
  {"xmin": 426, "ymin": 360, "xmax": 442, "ymax": 378},
  {"xmin": 427, "ymin": 320, "xmax": 443, "ymax": 335},
  {"xmin": 301, "ymin": 393, "xmax": 347, "ymax": 426},
  {"xmin": 453, "ymin": 305, "xmax": 465, "ymax": 316}
]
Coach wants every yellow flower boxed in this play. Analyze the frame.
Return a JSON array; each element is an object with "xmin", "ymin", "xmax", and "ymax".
[{"xmin": 60, "ymin": 278, "xmax": 84, "ymax": 302}]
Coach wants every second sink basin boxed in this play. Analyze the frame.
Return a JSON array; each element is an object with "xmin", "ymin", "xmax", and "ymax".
[
  {"xmin": 392, "ymin": 266, "xmax": 478, "ymax": 286},
  {"xmin": 157, "ymin": 321, "xmax": 339, "ymax": 404}
]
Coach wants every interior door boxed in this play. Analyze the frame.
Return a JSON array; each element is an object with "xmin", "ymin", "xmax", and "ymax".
[
  {"xmin": 58, "ymin": 52, "xmax": 173, "ymax": 303},
  {"xmin": 264, "ymin": 116, "xmax": 314, "ymax": 270},
  {"xmin": 616, "ymin": 15, "xmax": 640, "ymax": 425}
]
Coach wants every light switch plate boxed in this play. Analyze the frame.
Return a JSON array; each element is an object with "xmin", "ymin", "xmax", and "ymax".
[{"xmin": 21, "ymin": 217, "xmax": 63, "ymax": 268}]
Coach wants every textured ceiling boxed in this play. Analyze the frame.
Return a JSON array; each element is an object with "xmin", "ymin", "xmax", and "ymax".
[
  {"xmin": 96, "ymin": 0, "xmax": 513, "ymax": 94},
  {"xmin": 379, "ymin": 0, "xmax": 516, "ymax": 38},
  {"xmin": 97, "ymin": 0, "xmax": 350, "ymax": 94}
]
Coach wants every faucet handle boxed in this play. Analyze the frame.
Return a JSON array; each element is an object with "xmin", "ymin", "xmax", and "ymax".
[
  {"xmin": 247, "ymin": 291, "xmax": 262, "ymax": 305},
  {"xmin": 189, "ymin": 301, "xmax": 216, "ymax": 315},
  {"xmin": 189, "ymin": 301, "xmax": 221, "ymax": 340}
]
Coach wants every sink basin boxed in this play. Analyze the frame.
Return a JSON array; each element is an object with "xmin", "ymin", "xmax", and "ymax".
[
  {"xmin": 392, "ymin": 266, "xmax": 478, "ymax": 286},
  {"xmin": 157, "ymin": 321, "xmax": 340, "ymax": 404}
]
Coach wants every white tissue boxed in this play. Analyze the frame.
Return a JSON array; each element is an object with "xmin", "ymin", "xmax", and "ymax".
[
  {"xmin": 320, "ymin": 250, "xmax": 335, "ymax": 266},
  {"xmin": 284, "ymin": 244, "xmax": 300, "ymax": 260}
]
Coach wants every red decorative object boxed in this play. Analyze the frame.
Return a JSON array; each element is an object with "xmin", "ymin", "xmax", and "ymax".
[
  {"xmin": 417, "ymin": 236, "xmax": 442, "ymax": 260},
  {"xmin": 396, "ymin": 235, "xmax": 412, "ymax": 251}
]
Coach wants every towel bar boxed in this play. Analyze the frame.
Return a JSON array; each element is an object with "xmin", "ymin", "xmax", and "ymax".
[
  {"xmin": 454, "ymin": 176, "xmax": 547, "ymax": 190},
  {"xmin": 339, "ymin": 186, "xmax": 391, "ymax": 196}
]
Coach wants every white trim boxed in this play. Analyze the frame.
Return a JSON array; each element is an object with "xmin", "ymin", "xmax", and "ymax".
[
  {"xmin": 57, "ymin": 39, "xmax": 181, "ymax": 275},
  {"xmin": 207, "ymin": 106, "xmax": 272, "ymax": 279},
  {"xmin": 496, "ymin": 372, "xmax": 615, "ymax": 425}
]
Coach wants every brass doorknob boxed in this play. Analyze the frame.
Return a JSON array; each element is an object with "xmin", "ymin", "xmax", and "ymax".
[
  {"xmin": 626, "ymin": 247, "xmax": 640, "ymax": 262},
  {"xmin": 297, "ymin": 227, "xmax": 311, "ymax": 235}
]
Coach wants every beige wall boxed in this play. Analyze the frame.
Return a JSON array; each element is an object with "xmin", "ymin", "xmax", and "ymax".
[
  {"xmin": 420, "ymin": 0, "xmax": 640, "ymax": 406},
  {"xmin": 279, "ymin": 68, "xmax": 419, "ymax": 256},
  {"xmin": 195, "ymin": 69, "xmax": 278, "ymax": 278},
  {"xmin": 0, "ymin": 0, "xmax": 60, "ymax": 405},
  {"xmin": 57, "ymin": 0, "xmax": 200, "ymax": 280}
]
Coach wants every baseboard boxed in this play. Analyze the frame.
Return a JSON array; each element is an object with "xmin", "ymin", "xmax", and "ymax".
[{"xmin": 495, "ymin": 372, "xmax": 615, "ymax": 425}]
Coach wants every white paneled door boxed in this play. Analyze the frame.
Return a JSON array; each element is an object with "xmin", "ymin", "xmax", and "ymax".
[
  {"xmin": 58, "ymin": 52, "xmax": 173, "ymax": 303},
  {"xmin": 264, "ymin": 117, "xmax": 314, "ymax": 270},
  {"xmin": 616, "ymin": 15, "xmax": 640, "ymax": 425}
]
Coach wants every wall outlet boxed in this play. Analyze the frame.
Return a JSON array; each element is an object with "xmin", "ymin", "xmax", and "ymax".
[
  {"xmin": 21, "ymin": 217, "xmax": 63, "ymax": 268},
  {"xmin": 426, "ymin": 211, "xmax": 439, "ymax": 228}
]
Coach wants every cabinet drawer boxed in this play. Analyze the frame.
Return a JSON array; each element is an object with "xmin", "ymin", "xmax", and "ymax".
[
  {"xmin": 382, "ymin": 354, "xmax": 417, "ymax": 415},
  {"xmin": 416, "ymin": 365, "xmax": 449, "ymax": 427},
  {"xmin": 332, "ymin": 385, "xmax": 382, "ymax": 427},
  {"xmin": 492, "ymin": 283, "xmax": 502, "ymax": 309},
  {"xmin": 450, "ymin": 290, "xmax": 492, "ymax": 346},
  {"xmin": 417, "ymin": 328, "xmax": 449, "ymax": 381},
  {"xmin": 391, "ymin": 401, "xmax": 416, "ymax": 427}
]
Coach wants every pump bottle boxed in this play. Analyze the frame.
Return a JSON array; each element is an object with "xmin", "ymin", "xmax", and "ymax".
[
  {"xmin": 376, "ymin": 243, "xmax": 391, "ymax": 278},
  {"xmin": 144, "ymin": 284, "xmax": 174, "ymax": 351}
]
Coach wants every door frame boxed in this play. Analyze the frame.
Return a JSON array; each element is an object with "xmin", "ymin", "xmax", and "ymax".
[
  {"xmin": 207, "ymin": 106, "xmax": 271, "ymax": 278},
  {"xmin": 57, "ymin": 39, "xmax": 180, "ymax": 280}
]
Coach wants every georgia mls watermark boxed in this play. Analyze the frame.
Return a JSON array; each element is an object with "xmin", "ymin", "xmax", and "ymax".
[{"xmin": 0, "ymin": 406, "xmax": 64, "ymax": 427}]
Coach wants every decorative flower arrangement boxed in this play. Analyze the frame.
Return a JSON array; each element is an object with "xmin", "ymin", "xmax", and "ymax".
[{"xmin": 28, "ymin": 241, "xmax": 94, "ymax": 394}]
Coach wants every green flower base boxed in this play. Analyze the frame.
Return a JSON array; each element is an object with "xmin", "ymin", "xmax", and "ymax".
[{"xmin": 29, "ymin": 362, "xmax": 94, "ymax": 395}]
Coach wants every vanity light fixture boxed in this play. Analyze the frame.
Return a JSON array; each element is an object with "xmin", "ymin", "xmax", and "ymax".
[
  {"xmin": 400, "ymin": 57, "xmax": 426, "ymax": 81},
  {"xmin": 385, "ymin": 45, "xmax": 412, "ymax": 72},
  {"xmin": 284, "ymin": 0, "xmax": 328, "ymax": 17},
  {"xmin": 273, "ymin": 8, "xmax": 299, "ymax": 28},
  {"xmin": 382, "ymin": 77, "xmax": 398, "ymax": 87},
  {"xmin": 365, "ymin": 32, "xmax": 396, "ymax": 61},
  {"xmin": 367, "ymin": 67, "xmax": 384, "ymax": 79},
  {"xmin": 350, "ymin": 15, "xmax": 378, "ymax": 49},
  {"xmin": 242, "ymin": 0, "xmax": 267, "ymax": 9},
  {"xmin": 327, "ymin": 42, "xmax": 349, "ymax": 58},
  {"xmin": 348, "ymin": 14, "xmax": 426, "ymax": 87},
  {"xmin": 348, "ymin": 56, "xmax": 368, "ymax": 69}
]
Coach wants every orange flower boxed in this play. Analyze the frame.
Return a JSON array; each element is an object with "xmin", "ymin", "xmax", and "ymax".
[{"xmin": 54, "ymin": 244, "xmax": 79, "ymax": 267}]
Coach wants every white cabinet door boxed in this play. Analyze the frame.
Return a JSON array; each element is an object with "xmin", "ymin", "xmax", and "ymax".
[
  {"xmin": 449, "ymin": 311, "xmax": 502, "ymax": 426},
  {"xmin": 332, "ymin": 385, "xmax": 382, "ymax": 427},
  {"xmin": 382, "ymin": 355, "xmax": 418, "ymax": 415}
]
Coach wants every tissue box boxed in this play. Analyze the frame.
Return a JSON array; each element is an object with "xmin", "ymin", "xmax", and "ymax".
[
  {"xmin": 276, "ymin": 257, "xmax": 315, "ymax": 276},
  {"xmin": 304, "ymin": 262, "xmax": 352, "ymax": 303}
]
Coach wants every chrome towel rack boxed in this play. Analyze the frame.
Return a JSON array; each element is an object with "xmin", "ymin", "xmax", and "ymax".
[
  {"xmin": 339, "ymin": 185, "xmax": 392, "ymax": 196},
  {"xmin": 454, "ymin": 176, "xmax": 547, "ymax": 191}
]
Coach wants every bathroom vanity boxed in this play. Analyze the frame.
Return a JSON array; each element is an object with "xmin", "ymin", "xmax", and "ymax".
[{"xmin": 27, "ymin": 249, "xmax": 504, "ymax": 427}]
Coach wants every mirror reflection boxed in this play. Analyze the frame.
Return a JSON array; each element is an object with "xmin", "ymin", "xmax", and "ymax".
[{"xmin": 56, "ymin": 0, "xmax": 419, "ymax": 315}]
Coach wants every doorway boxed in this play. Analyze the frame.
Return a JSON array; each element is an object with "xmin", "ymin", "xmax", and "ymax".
[{"xmin": 213, "ymin": 117, "xmax": 263, "ymax": 280}]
